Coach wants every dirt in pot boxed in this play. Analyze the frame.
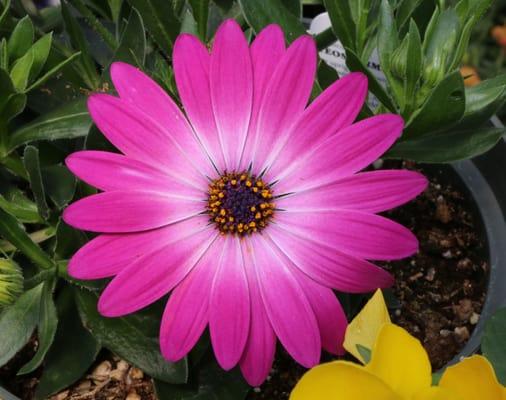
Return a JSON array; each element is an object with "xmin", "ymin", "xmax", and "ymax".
[
  {"xmin": 247, "ymin": 162, "xmax": 489, "ymax": 399},
  {"xmin": 380, "ymin": 162, "xmax": 489, "ymax": 371},
  {"xmin": 0, "ymin": 163, "xmax": 489, "ymax": 400}
]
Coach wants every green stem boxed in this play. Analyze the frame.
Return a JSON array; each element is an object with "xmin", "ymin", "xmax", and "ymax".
[
  {"xmin": 71, "ymin": 0, "xmax": 117, "ymax": 50},
  {"xmin": 0, "ymin": 226, "xmax": 56, "ymax": 252}
]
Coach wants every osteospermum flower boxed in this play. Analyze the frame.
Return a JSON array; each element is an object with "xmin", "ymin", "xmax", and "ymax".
[{"xmin": 63, "ymin": 19, "xmax": 427, "ymax": 385}]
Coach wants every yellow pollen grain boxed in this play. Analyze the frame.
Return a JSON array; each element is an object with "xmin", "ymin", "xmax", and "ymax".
[{"xmin": 207, "ymin": 171, "xmax": 275, "ymax": 237}]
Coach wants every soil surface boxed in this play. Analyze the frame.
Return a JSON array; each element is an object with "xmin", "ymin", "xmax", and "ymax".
[
  {"xmin": 247, "ymin": 163, "xmax": 489, "ymax": 399},
  {"xmin": 1, "ymin": 164, "xmax": 489, "ymax": 400}
]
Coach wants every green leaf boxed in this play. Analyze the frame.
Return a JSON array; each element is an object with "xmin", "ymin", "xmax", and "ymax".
[
  {"xmin": 34, "ymin": 286, "xmax": 100, "ymax": 400},
  {"xmin": 0, "ymin": 37, "xmax": 8, "ymax": 70},
  {"xmin": 405, "ymin": 71, "xmax": 465, "ymax": 138},
  {"xmin": 377, "ymin": 0, "xmax": 403, "ymax": 102},
  {"xmin": 108, "ymin": 0, "xmax": 123, "ymax": 22},
  {"xmin": 345, "ymin": 47, "xmax": 397, "ymax": 112},
  {"xmin": 323, "ymin": 0, "xmax": 356, "ymax": 52},
  {"xmin": 126, "ymin": 0, "xmax": 181, "ymax": 54},
  {"xmin": 28, "ymin": 33, "xmax": 53, "ymax": 81},
  {"xmin": 402, "ymin": 20, "xmax": 422, "ymax": 115},
  {"xmin": 7, "ymin": 15, "xmax": 34, "ymax": 61},
  {"xmin": 18, "ymin": 280, "xmax": 58, "ymax": 374},
  {"xmin": 316, "ymin": 59, "xmax": 338, "ymax": 91},
  {"xmin": 154, "ymin": 358, "xmax": 249, "ymax": 400},
  {"xmin": 0, "ymin": 189, "xmax": 41, "ymax": 224},
  {"xmin": 0, "ymin": 208, "xmax": 54, "ymax": 269},
  {"xmin": 356, "ymin": 344, "xmax": 371, "ymax": 364},
  {"xmin": 423, "ymin": 9, "xmax": 459, "ymax": 75},
  {"xmin": 281, "ymin": 0, "xmax": 301, "ymax": 17},
  {"xmin": 75, "ymin": 288, "xmax": 188, "ymax": 384},
  {"xmin": 314, "ymin": 27, "xmax": 337, "ymax": 51},
  {"xmin": 0, "ymin": 67, "xmax": 15, "ymax": 107},
  {"xmin": 189, "ymin": 0, "xmax": 210, "ymax": 40},
  {"xmin": 25, "ymin": 51, "xmax": 81, "ymax": 93},
  {"xmin": 396, "ymin": 0, "xmax": 424, "ymax": 29},
  {"xmin": 454, "ymin": 75, "xmax": 506, "ymax": 129},
  {"xmin": 8, "ymin": 98, "xmax": 91, "ymax": 152},
  {"xmin": 0, "ymin": 92, "xmax": 26, "ymax": 123},
  {"xmin": 387, "ymin": 126, "xmax": 504, "ymax": 163},
  {"xmin": 111, "ymin": 7, "xmax": 146, "ymax": 66},
  {"xmin": 10, "ymin": 49, "xmax": 34, "ymax": 91},
  {"xmin": 0, "ymin": 283, "xmax": 43, "ymax": 367},
  {"xmin": 482, "ymin": 307, "xmax": 506, "ymax": 385},
  {"xmin": 238, "ymin": 0, "xmax": 306, "ymax": 43},
  {"xmin": 61, "ymin": 1, "xmax": 100, "ymax": 89},
  {"xmin": 42, "ymin": 165, "xmax": 77, "ymax": 209},
  {"xmin": 0, "ymin": 0, "xmax": 10, "ymax": 30},
  {"xmin": 431, "ymin": 371, "xmax": 443, "ymax": 385},
  {"xmin": 377, "ymin": 0, "xmax": 399, "ymax": 76},
  {"xmin": 23, "ymin": 146, "xmax": 49, "ymax": 220},
  {"xmin": 53, "ymin": 220, "xmax": 88, "ymax": 260}
]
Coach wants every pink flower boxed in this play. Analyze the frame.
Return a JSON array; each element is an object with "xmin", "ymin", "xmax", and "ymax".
[{"xmin": 63, "ymin": 20, "xmax": 427, "ymax": 386}]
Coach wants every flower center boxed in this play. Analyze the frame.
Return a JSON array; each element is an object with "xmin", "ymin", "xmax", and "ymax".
[{"xmin": 207, "ymin": 172, "xmax": 275, "ymax": 236}]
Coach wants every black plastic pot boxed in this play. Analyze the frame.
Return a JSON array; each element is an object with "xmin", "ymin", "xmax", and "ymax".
[
  {"xmin": 446, "ymin": 139, "xmax": 506, "ymax": 365},
  {"xmin": 449, "ymin": 119, "xmax": 506, "ymax": 360}
]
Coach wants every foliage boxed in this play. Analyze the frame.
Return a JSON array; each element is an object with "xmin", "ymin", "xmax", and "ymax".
[
  {"xmin": 0, "ymin": 0, "xmax": 502, "ymax": 398},
  {"xmin": 322, "ymin": 0, "xmax": 505, "ymax": 162}
]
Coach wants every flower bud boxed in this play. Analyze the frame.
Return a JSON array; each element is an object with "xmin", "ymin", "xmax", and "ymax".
[
  {"xmin": 0, "ymin": 258, "xmax": 23, "ymax": 308},
  {"xmin": 390, "ymin": 38, "xmax": 408, "ymax": 79}
]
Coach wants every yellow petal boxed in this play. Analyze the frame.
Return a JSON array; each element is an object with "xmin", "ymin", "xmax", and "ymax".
[
  {"xmin": 412, "ymin": 386, "xmax": 463, "ymax": 400},
  {"xmin": 344, "ymin": 289, "xmax": 391, "ymax": 363},
  {"xmin": 366, "ymin": 323, "xmax": 432, "ymax": 398},
  {"xmin": 439, "ymin": 355, "xmax": 504, "ymax": 400},
  {"xmin": 290, "ymin": 361, "xmax": 401, "ymax": 400}
]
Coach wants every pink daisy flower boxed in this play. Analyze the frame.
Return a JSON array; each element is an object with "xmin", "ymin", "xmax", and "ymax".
[{"xmin": 64, "ymin": 20, "xmax": 427, "ymax": 385}]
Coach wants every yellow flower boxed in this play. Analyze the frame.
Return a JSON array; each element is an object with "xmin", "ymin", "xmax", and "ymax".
[
  {"xmin": 343, "ymin": 289, "xmax": 390, "ymax": 364},
  {"xmin": 291, "ymin": 290, "xmax": 506, "ymax": 400},
  {"xmin": 439, "ymin": 355, "xmax": 506, "ymax": 400}
]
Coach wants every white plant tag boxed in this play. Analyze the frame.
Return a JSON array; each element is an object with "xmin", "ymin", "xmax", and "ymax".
[{"xmin": 309, "ymin": 12, "xmax": 388, "ymax": 111}]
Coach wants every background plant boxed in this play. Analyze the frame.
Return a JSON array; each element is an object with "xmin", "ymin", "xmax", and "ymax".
[{"xmin": 0, "ymin": 0, "xmax": 503, "ymax": 399}]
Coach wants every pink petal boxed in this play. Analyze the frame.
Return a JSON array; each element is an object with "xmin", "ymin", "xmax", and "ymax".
[
  {"xmin": 247, "ymin": 235, "xmax": 320, "ymax": 367},
  {"xmin": 110, "ymin": 62, "xmax": 215, "ymax": 178},
  {"xmin": 68, "ymin": 216, "xmax": 211, "ymax": 280},
  {"xmin": 87, "ymin": 94, "xmax": 208, "ymax": 186},
  {"xmin": 63, "ymin": 191, "xmax": 203, "ymax": 233},
  {"xmin": 277, "ymin": 170, "xmax": 428, "ymax": 213},
  {"xmin": 66, "ymin": 151, "xmax": 204, "ymax": 195},
  {"xmin": 210, "ymin": 237, "xmax": 250, "ymax": 370},
  {"xmin": 239, "ymin": 240, "xmax": 276, "ymax": 386},
  {"xmin": 275, "ymin": 209, "xmax": 418, "ymax": 260},
  {"xmin": 266, "ymin": 224, "xmax": 394, "ymax": 292},
  {"xmin": 173, "ymin": 33, "xmax": 226, "ymax": 171},
  {"xmin": 250, "ymin": 35, "xmax": 317, "ymax": 173},
  {"xmin": 293, "ymin": 271, "xmax": 347, "ymax": 355},
  {"xmin": 265, "ymin": 73, "xmax": 368, "ymax": 178},
  {"xmin": 160, "ymin": 239, "xmax": 224, "ymax": 361},
  {"xmin": 274, "ymin": 114, "xmax": 404, "ymax": 194},
  {"xmin": 97, "ymin": 227, "xmax": 218, "ymax": 317},
  {"xmin": 210, "ymin": 19, "xmax": 253, "ymax": 171},
  {"xmin": 239, "ymin": 24, "xmax": 285, "ymax": 171}
]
